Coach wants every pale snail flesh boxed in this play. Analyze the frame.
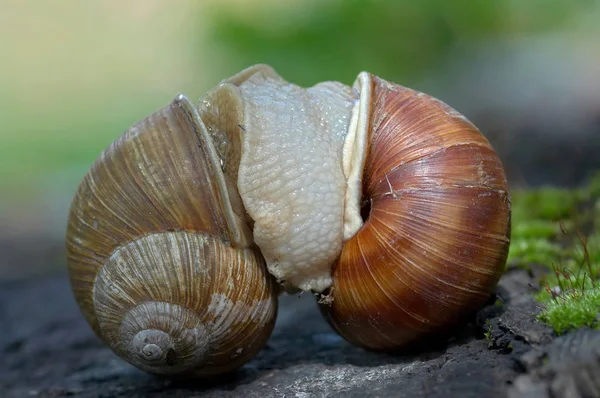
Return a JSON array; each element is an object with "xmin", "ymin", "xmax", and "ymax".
[{"xmin": 66, "ymin": 64, "xmax": 511, "ymax": 376}]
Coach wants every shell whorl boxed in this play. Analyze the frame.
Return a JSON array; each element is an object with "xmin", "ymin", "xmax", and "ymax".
[
  {"xmin": 320, "ymin": 75, "xmax": 511, "ymax": 350},
  {"xmin": 66, "ymin": 96, "xmax": 277, "ymax": 376},
  {"xmin": 94, "ymin": 232, "xmax": 276, "ymax": 375}
]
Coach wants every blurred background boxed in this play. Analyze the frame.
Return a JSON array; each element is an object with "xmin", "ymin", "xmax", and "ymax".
[{"xmin": 1, "ymin": 0, "xmax": 600, "ymax": 281}]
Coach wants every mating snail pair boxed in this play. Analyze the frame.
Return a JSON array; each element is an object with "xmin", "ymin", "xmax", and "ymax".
[{"xmin": 66, "ymin": 64, "xmax": 511, "ymax": 377}]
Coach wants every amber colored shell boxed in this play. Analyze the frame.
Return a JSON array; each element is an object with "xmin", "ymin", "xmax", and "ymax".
[
  {"xmin": 320, "ymin": 76, "xmax": 511, "ymax": 350},
  {"xmin": 66, "ymin": 96, "xmax": 277, "ymax": 376}
]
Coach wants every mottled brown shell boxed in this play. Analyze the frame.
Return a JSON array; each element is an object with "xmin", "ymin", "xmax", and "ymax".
[
  {"xmin": 320, "ymin": 75, "xmax": 511, "ymax": 350},
  {"xmin": 66, "ymin": 96, "xmax": 277, "ymax": 376}
]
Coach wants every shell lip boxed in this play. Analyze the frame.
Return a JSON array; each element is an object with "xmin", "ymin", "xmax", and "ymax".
[{"xmin": 341, "ymin": 71, "xmax": 372, "ymax": 241}]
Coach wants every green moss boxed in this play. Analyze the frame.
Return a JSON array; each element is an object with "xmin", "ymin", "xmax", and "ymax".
[
  {"xmin": 511, "ymin": 188, "xmax": 580, "ymax": 223},
  {"xmin": 584, "ymin": 171, "xmax": 600, "ymax": 201},
  {"xmin": 511, "ymin": 219, "xmax": 560, "ymax": 240},
  {"xmin": 569, "ymin": 233, "xmax": 600, "ymax": 275},
  {"xmin": 536, "ymin": 264, "xmax": 597, "ymax": 302},
  {"xmin": 484, "ymin": 324, "xmax": 493, "ymax": 345},
  {"xmin": 524, "ymin": 174, "xmax": 600, "ymax": 334},
  {"xmin": 535, "ymin": 232, "xmax": 600, "ymax": 333},
  {"xmin": 507, "ymin": 238, "xmax": 564, "ymax": 268},
  {"xmin": 538, "ymin": 287, "xmax": 600, "ymax": 335},
  {"xmin": 507, "ymin": 187, "xmax": 580, "ymax": 270}
]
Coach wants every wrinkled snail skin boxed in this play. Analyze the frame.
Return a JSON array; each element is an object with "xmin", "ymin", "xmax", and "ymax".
[
  {"xmin": 66, "ymin": 97, "xmax": 278, "ymax": 376},
  {"xmin": 66, "ymin": 64, "xmax": 511, "ymax": 376},
  {"xmin": 319, "ymin": 75, "xmax": 511, "ymax": 350}
]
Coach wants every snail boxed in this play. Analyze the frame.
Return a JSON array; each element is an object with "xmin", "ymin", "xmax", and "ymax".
[{"xmin": 66, "ymin": 64, "xmax": 511, "ymax": 377}]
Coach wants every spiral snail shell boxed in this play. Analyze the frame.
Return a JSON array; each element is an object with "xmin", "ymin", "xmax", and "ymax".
[{"xmin": 66, "ymin": 64, "xmax": 510, "ymax": 377}]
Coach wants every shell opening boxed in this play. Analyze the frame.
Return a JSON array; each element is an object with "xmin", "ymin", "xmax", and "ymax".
[
  {"xmin": 342, "ymin": 71, "xmax": 372, "ymax": 241},
  {"xmin": 360, "ymin": 197, "xmax": 372, "ymax": 223}
]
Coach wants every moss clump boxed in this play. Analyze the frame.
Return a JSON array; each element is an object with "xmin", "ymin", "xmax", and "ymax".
[
  {"xmin": 525, "ymin": 172, "xmax": 600, "ymax": 334},
  {"xmin": 538, "ymin": 286, "xmax": 600, "ymax": 335},
  {"xmin": 535, "ymin": 230, "xmax": 600, "ymax": 334}
]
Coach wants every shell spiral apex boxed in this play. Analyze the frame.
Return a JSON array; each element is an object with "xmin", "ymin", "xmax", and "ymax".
[{"xmin": 66, "ymin": 64, "xmax": 510, "ymax": 376}]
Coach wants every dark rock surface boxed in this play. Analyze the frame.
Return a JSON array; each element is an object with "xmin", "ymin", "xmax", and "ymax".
[
  {"xmin": 509, "ymin": 328, "xmax": 600, "ymax": 398},
  {"xmin": 0, "ymin": 267, "xmax": 571, "ymax": 398}
]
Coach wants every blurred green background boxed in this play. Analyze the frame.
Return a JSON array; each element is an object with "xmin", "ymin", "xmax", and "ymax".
[{"xmin": 1, "ymin": 0, "xmax": 600, "ymax": 280}]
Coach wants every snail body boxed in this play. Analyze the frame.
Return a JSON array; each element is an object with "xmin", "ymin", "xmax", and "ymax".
[{"xmin": 66, "ymin": 64, "xmax": 510, "ymax": 377}]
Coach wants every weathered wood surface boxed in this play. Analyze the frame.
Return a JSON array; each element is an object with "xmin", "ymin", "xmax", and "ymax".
[{"xmin": 1, "ymin": 266, "xmax": 598, "ymax": 398}]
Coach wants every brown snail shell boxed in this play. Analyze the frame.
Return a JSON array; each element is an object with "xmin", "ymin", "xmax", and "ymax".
[
  {"xmin": 66, "ymin": 96, "xmax": 278, "ymax": 376},
  {"xmin": 319, "ymin": 75, "xmax": 511, "ymax": 350},
  {"xmin": 66, "ymin": 64, "xmax": 510, "ymax": 376}
]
